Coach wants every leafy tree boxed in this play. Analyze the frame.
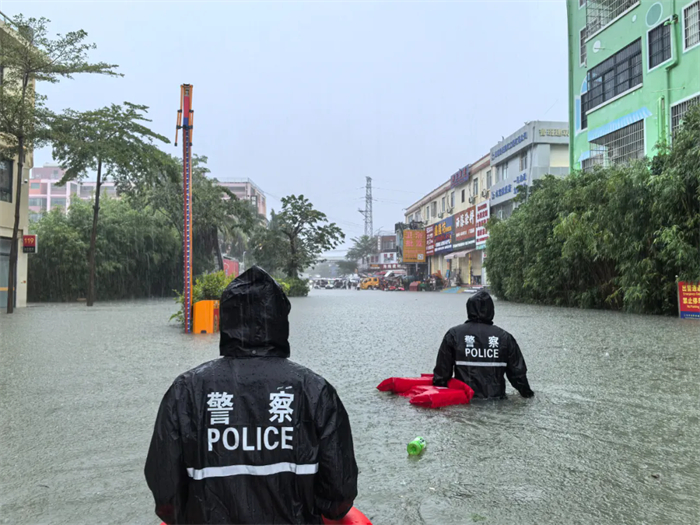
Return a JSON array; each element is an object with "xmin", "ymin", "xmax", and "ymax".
[
  {"xmin": 337, "ymin": 258, "xmax": 358, "ymax": 275},
  {"xmin": 50, "ymin": 103, "xmax": 169, "ymax": 306},
  {"xmin": 0, "ymin": 14, "xmax": 119, "ymax": 312},
  {"xmin": 28, "ymin": 198, "xmax": 181, "ymax": 302},
  {"xmin": 345, "ymin": 235, "xmax": 378, "ymax": 268},
  {"xmin": 127, "ymin": 154, "xmax": 260, "ymax": 276},
  {"xmin": 485, "ymin": 106, "xmax": 700, "ymax": 315},
  {"xmin": 251, "ymin": 195, "xmax": 344, "ymax": 278},
  {"xmin": 249, "ymin": 213, "xmax": 286, "ymax": 275}
]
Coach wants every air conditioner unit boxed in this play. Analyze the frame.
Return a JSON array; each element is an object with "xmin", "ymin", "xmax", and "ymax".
[
  {"xmin": 468, "ymin": 196, "xmax": 476, "ymax": 204},
  {"xmin": 438, "ymin": 212, "xmax": 444, "ymax": 218},
  {"xmin": 481, "ymin": 189, "xmax": 490, "ymax": 198}
]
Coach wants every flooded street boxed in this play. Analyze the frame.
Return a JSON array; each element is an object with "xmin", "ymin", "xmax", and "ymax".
[{"xmin": 1, "ymin": 291, "xmax": 699, "ymax": 525}]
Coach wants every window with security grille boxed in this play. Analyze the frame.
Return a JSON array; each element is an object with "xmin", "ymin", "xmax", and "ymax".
[
  {"xmin": 648, "ymin": 21, "xmax": 671, "ymax": 69},
  {"xmin": 588, "ymin": 120, "xmax": 644, "ymax": 168},
  {"xmin": 587, "ymin": 0, "xmax": 639, "ymax": 35},
  {"xmin": 582, "ymin": 38, "xmax": 642, "ymax": 115},
  {"xmin": 580, "ymin": 26, "xmax": 588, "ymax": 66},
  {"xmin": 581, "ymin": 157, "xmax": 597, "ymax": 172},
  {"xmin": 684, "ymin": 1, "xmax": 700, "ymax": 50},
  {"xmin": 672, "ymin": 95, "xmax": 700, "ymax": 138}
]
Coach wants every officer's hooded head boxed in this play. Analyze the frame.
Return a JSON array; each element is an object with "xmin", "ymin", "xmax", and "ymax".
[
  {"xmin": 467, "ymin": 290, "xmax": 495, "ymax": 325},
  {"xmin": 220, "ymin": 266, "xmax": 292, "ymax": 358}
]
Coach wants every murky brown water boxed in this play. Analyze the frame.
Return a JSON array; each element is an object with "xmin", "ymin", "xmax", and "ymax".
[{"xmin": 1, "ymin": 291, "xmax": 699, "ymax": 524}]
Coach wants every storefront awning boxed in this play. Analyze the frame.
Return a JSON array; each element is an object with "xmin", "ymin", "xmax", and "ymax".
[
  {"xmin": 445, "ymin": 250, "xmax": 470, "ymax": 260},
  {"xmin": 588, "ymin": 107, "xmax": 652, "ymax": 142}
]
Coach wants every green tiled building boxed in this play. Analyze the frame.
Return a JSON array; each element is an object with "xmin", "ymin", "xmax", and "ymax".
[{"xmin": 567, "ymin": 0, "xmax": 700, "ymax": 170}]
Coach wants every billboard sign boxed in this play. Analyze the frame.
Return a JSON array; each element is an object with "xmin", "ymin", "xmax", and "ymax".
[
  {"xmin": 433, "ymin": 216, "xmax": 454, "ymax": 254},
  {"xmin": 475, "ymin": 200, "xmax": 490, "ymax": 248},
  {"xmin": 402, "ymin": 230, "xmax": 426, "ymax": 263},
  {"xmin": 450, "ymin": 165, "xmax": 470, "ymax": 189},
  {"xmin": 678, "ymin": 282, "xmax": 700, "ymax": 319},
  {"xmin": 453, "ymin": 206, "xmax": 476, "ymax": 250},
  {"xmin": 425, "ymin": 226, "xmax": 435, "ymax": 256}
]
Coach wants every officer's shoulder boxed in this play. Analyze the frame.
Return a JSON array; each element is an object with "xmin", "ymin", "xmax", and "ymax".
[
  {"xmin": 173, "ymin": 358, "xmax": 224, "ymax": 385},
  {"xmin": 492, "ymin": 324, "xmax": 514, "ymax": 339},
  {"xmin": 286, "ymin": 360, "xmax": 337, "ymax": 396}
]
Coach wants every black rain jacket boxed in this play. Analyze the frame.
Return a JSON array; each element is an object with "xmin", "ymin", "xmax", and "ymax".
[
  {"xmin": 145, "ymin": 267, "xmax": 358, "ymax": 524},
  {"xmin": 432, "ymin": 290, "xmax": 534, "ymax": 399}
]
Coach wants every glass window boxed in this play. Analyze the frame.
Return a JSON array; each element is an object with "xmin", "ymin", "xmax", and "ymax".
[
  {"xmin": 487, "ymin": 170, "xmax": 492, "ymax": 189},
  {"xmin": 580, "ymin": 26, "xmax": 588, "ymax": 66},
  {"xmin": 473, "ymin": 177, "xmax": 479, "ymax": 197},
  {"xmin": 441, "ymin": 196, "xmax": 445, "ymax": 212},
  {"xmin": 648, "ymin": 21, "xmax": 671, "ymax": 69},
  {"xmin": 583, "ymin": 39, "xmax": 642, "ymax": 114},
  {"xmin": 450, "ymin": 192, "xmax": 454, "ymax": 208},
  {"xmin": 29, "ymin": 197, "xmax": 47, "ymax": 208},
  {"xmin": 30, "ymin": 182, "xmax": 40, "ymax": 190},
  {"xmin": 684, "ymin": 1, "xmax": 700, "ymax": 50},
  {"xmin": 502, "ymin": 163, "xmax": 509, "ymax": 180},
  {"xmin": 51, "ymin": 197, "xmax": 67, "ymax": 208},
  {"xmin": 431, "ymin": 202, "xmax": 437, "ymax": 217},
  {"xmin": 461, "ymin": 189, "xmax": 465, "ymax": 203},
  {"xmin": 0, "ymin": 159, "xmax": 12, "ymax": 203},
  {"xmin": 520, "ymin": 152, "xmax": 528, "ymax": 170}
]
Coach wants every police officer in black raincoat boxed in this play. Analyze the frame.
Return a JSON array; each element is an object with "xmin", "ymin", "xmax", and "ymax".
[
  {"xmin": 145, "ymin": 267, "xmax": 358, "ymax": 524},
  {"xmin": 432, "ymin": 290, "xmax": 534, "ymax": 399}
]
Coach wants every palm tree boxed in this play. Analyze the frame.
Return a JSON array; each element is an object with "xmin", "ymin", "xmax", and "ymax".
[{"xmin": 345, "ymin": 235, "xmax": 378, "ymax": 269}]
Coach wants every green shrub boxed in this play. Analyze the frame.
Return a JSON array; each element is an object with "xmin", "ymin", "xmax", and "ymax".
[
  {"xmin": 277, "ymin": 277, "xmax": 309, "ymax": 297},
  {"xmin": 171, "ymin": 270, "xmax": 235, "ymax": 325}
]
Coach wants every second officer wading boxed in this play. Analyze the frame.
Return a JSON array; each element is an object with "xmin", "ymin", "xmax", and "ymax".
[{"xmin": 433, "ymin": 290, "xmax": 534, "ymax": 399}]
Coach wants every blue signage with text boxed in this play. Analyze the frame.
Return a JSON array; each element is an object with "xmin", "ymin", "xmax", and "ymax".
[{"xmin": 492, "ymin": 132, "xmax": 527, "ymax": 159}]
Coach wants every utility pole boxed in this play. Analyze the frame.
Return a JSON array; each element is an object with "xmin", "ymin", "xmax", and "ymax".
[{"xmin": 358, "ymin": 176, "xmax": 373, "ymax": 237}]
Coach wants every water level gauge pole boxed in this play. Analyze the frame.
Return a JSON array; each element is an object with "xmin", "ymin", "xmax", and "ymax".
[{"xmin": 175, "ymin": 84, "xmax": 194, "ymax": 333}]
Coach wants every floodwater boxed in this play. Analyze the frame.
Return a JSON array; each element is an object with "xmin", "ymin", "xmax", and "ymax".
[{"xmin": 1, "ymin": 290, "xmax": 699, "ymax": 525}]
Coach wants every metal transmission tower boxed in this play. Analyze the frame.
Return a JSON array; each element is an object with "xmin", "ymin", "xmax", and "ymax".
[{"xmin": 357, "ymin": 176, "xmax": 373, "ymax": 237}]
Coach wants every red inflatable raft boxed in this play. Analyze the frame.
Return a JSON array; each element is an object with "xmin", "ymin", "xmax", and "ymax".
[{"xmin": 377, "ymin": 374, "xmax": 474, "ymax": 408}]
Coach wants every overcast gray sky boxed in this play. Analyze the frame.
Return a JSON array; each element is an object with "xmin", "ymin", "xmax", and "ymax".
[{"xmin": 3, "ymin": 0, "xmax": 568, "ymax": 251}]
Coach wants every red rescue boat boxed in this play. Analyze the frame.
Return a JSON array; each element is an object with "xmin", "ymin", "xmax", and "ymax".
[{"xmin": 377, "ymin": 374, "xmax": 474, "ymax": 408}]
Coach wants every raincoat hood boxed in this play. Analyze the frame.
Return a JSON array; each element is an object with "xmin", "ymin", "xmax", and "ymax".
[
  {"xmin": 466, "ymin": 290, "xmax": 495, "ymax": 325},
  {"xmin": 220, "ymin": 266, "xmax": 291, "ymax": 358}
]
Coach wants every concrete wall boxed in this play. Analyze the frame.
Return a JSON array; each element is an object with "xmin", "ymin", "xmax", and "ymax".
[{"xmin": 550, "ymin": 144, "xmax": 570, "ymax": 168}]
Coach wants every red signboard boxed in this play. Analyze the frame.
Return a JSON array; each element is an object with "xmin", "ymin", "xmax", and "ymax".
[
  {"xmin": 678, "ymin": 282, "xmax": 700, "ymax": 319},
  {"xmin": 223, "ymin": 258, "xmax": 240, "ymax": 278},
  {"xmin": 403, "ymin": 230, "xmax": 426, "ymax": 263},
  {"xmin": 22, "ymin": 235, "xmax": 37, "ymax": 254},
  {"xmin": 425, "ymin": 226, "xmax": 435, "ymax": 256},
  {"xmin": 475, "ymin": 201, "xmax": 490, "ymax": 246},
  {"xmin": 453, "ymin": 206, "xmax": 476, "ymax": 250}
]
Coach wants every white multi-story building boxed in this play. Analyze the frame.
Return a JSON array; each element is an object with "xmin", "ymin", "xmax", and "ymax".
[{"xmin": 28, "ymin": 164, "xmax": 117, "ymax": 220}]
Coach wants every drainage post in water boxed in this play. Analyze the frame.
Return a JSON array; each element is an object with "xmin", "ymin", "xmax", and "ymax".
[{"xmin": 407, "ymin": 436, "xmax": 426, "ymax": 456}]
